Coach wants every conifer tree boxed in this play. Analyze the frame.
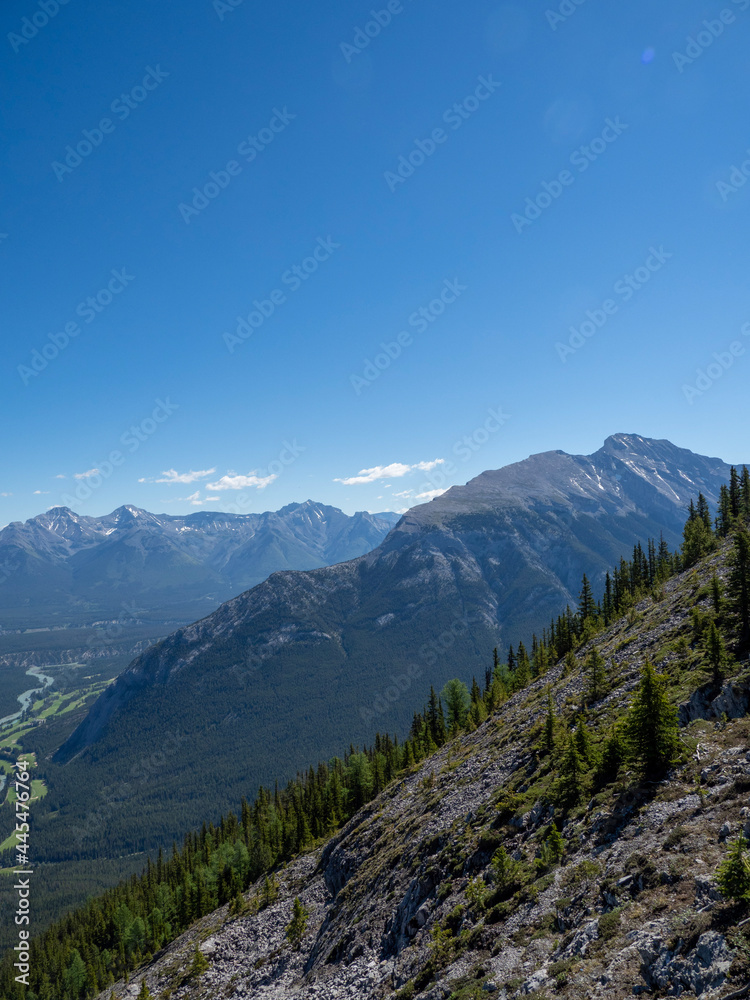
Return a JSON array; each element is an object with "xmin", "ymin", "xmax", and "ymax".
[
  {"xmin": 188, "ymin": 944, "xmax": 208, "ymax": 979},
  {"xmin": 705, "ymin": 620, "xmax": 728, "ymax": 686},
  {"xmin": 578, "ymin": 574, "xmax": 596, "ymax": 623},
  {"xmin": 716, "ymin": 833, "xmax": 750, "ymax": 904},
  {"xmin": 137, "ymin": 980, "xmax": 154, "ymax": 1000},
  {"xmin": 557, "ymin": 732, "xmax": 586, "ymax": 805},
  {"xmin": 624, "ymin": 662, "xmax": 680, "ymax": 776},
  {"xmin": 730, "ymin": 525, "xmax": 750, "ymax": 646},
  {"xmin": 585, "ymin": 646, "xmax": 607, "ymax": 703},
  {"xmin": 285, "ymin": 897, "xmax": 309, "ymax": 950},
  {"xmin": 441, "ymin": 678, "xmax": 470, "ymax": 730}
]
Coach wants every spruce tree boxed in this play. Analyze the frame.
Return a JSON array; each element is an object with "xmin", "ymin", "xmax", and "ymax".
[
  {"xmin": 705, "ymin": 620, "xmax": 728, "ymax": 686},
  {"xmin": 285, "ymin": 897, "xmax": 309, "ymax": 950},
  {"xmin": 586, "ymin": 646, "xmax": 607, "ymax": 703},
  {"xmin": 624, "ymin": 662, "xmax": 680, "ymax": 776},
  {"xmin": 578, "ymin": 574, "xmax": 596, "ymax": 623},
  {"xmin": 716, "ymin": 833, "xmax": 750, "ymax": 904},
  {"xmin": 730, "ymin": 525, "xmax": 750, "ymax": 646},
  {"xmin": 137, "ymin": 980, "xmax": 154, "ymax": 1000},
  {"xmin": 557, "ymin": 732, "xmax": 587, "ymax": 805}
]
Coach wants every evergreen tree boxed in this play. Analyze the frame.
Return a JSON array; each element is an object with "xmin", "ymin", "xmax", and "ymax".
[
  {"xmin": 705, "ymin": 620, "xmax": 728, "ymax": 686},
  {"xmin": 441, "ymin": 678, "xmax": 470, "ymax": 730},
  {"xmin": 137, "ymin": 980, "xmax": 154, "ymax": 1000},
  {"xmin": 188, "ymin": 944, "xmax": 208, "ymax": 979},
  {"xmin": 710, "ymin": 574, "xmax": 724, "ymax": 615},
  {"xmin": 578, "ymin": 574, "xmax": 596, "ymax": 623},
  {"xmin": 730, "ymin": 525, "xmax": 750, "ymax": 646},
  {"xmin": 585, "ymin": 646, "xmax": 607, "ymax": 703},
  {"xmin": 598, "ymin": 723, "xmax": 626, "ymax": 784},
  {"xmin": 682, "ymin": 499, "xmax": 715, "ymax": 567},
  {"xmin": 624, "ymin": 662, "xmax": 680, "ymax": 776},
  {"xmin": 557, "ymin": 732, "xmax": 586, "ymax": 805},
  {"xmin": 285, "ymin": 897, "xmax": 309, "ymax": 950},
  {"xmin": 716, "ymin": 833, "xmax": 750, "ymax": 904}
]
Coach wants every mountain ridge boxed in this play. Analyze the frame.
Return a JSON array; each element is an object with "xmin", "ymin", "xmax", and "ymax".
[
  {"xmin": 43, "ymin": 435, "xmax": 747, "ymax": 868},
  {"xmin": 0, "ymin": 501, "xmax": 399, "ymax": 626}
]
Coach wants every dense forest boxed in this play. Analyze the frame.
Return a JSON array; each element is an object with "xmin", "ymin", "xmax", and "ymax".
[{"xmin": 2, "ymin": 468, "xmax": 750, "ymax": 1000}]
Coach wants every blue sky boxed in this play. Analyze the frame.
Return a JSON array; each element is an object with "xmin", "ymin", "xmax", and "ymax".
[{"xmin": 1, "ymin": 0, "xmax": 749, "ymax": 525}]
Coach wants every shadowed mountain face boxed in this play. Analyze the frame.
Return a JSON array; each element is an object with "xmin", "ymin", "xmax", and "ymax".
[
  {"xmin": 46, "ymin": 435, "xmax": 744, "ymax": 860},
  {"xmin": 0, "ymin": 501, "xmax": 399, "ymax": 625}
]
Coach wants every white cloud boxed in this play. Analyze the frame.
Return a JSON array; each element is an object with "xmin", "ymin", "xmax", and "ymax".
[
  {"xmin": 140, "ymin": 468, "xmax": 216, "ymax": 485},
  {"xmin": 393, "ymin": 490, "xmax": 414, "ymax": 499},
  {"xmin": 33, "ymin": 490, "xmax": 50, "ymax": 495},
  {"xmin": 1, "ymin": 492, "xmax": 13, "ymax": 498},
  {"xmin": 334, "ymin": 459, "xmax": 444, "ymax": 486},
  {"xmin": 415, "ymin": 489, "xmax": 447, "ymax": 502},
  {"xmin": 74, "ymin": 468, "xmax": 100, "ymax": 480},
  {"xmin": 159, "ymin": 468, "xmax": 216, "ymax": 485},
  {"xmin": 55, "ymin": 474, "xmax": 66, "ymax": 480},
  {"xmin": 207, "ymin": 472, "xmax": 277, "ymax": 491}
]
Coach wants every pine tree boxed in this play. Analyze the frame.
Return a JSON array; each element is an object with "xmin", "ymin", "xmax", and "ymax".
[
  {"xmin": 624, "ymin": 662, "xmax": 680, "ymax": 776},
  {"xmin": 578, "ymin": 574, "xmax": 596, "ymax": 623},
  {"xmin": 730, "ymin": 525, "xmax": 750, "ymax": 646},
  {"xmin": 137, "ymin": 980, "xmax": 154, "ymax": 1000},
  {"xmin": 598, "ymin": 723, "xmax": 626, "ymax": 783},
  {"xmin": 441, "ymin": 678, "xmax": 470, "ymax": 730},
  {"xmin": 557, "ymin": 732, "xmax": 587, "ymax": 805},
  {"xmin": 585, "ymin": 647, "xmax": 607, "ymax": 703},
  {"xmin": 705, "ymin": 620, "xmax": 728, "ymax": 686},
  {"xmin": 716, "ymin": 833, "xmax": 750, "ymax": 904},
  {"xmin": 189, "ymin": 944, "xmax": 208, "ymax": 979},
  {"xmin": 285, "ymin": 897, "xmax": 309, "ymax": 950}
]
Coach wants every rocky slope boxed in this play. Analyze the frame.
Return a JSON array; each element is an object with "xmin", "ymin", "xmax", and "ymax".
[
  {"xmin": 0, "ymin": 501, "xmax": 398, "ymax": 626},
  {"xmin": 98, "ymin": 537, "xmax": 750, "ymax": 1000}
]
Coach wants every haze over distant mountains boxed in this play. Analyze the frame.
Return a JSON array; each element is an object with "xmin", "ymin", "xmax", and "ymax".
[
  {"xmin": 0, "ymin": 502, "xmax": 399, "ymax": 626},
  {"xmin": 46, "ymin": 434, "xmax": 747, "ymax": 862}
]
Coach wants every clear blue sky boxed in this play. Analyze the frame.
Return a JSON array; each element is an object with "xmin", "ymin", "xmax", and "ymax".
[{"xmin": 2, "ymin": 0, "xmax": 749, "ymax": 525}]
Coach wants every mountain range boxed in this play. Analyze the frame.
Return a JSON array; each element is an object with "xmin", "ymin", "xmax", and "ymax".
[
  {"xmin": 41, "ymin": 434, "xmax": 746, "ymax": 867},
  {"xmin": 0, "ymin": 502, "xmax": 399, "ymax": 627}
]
